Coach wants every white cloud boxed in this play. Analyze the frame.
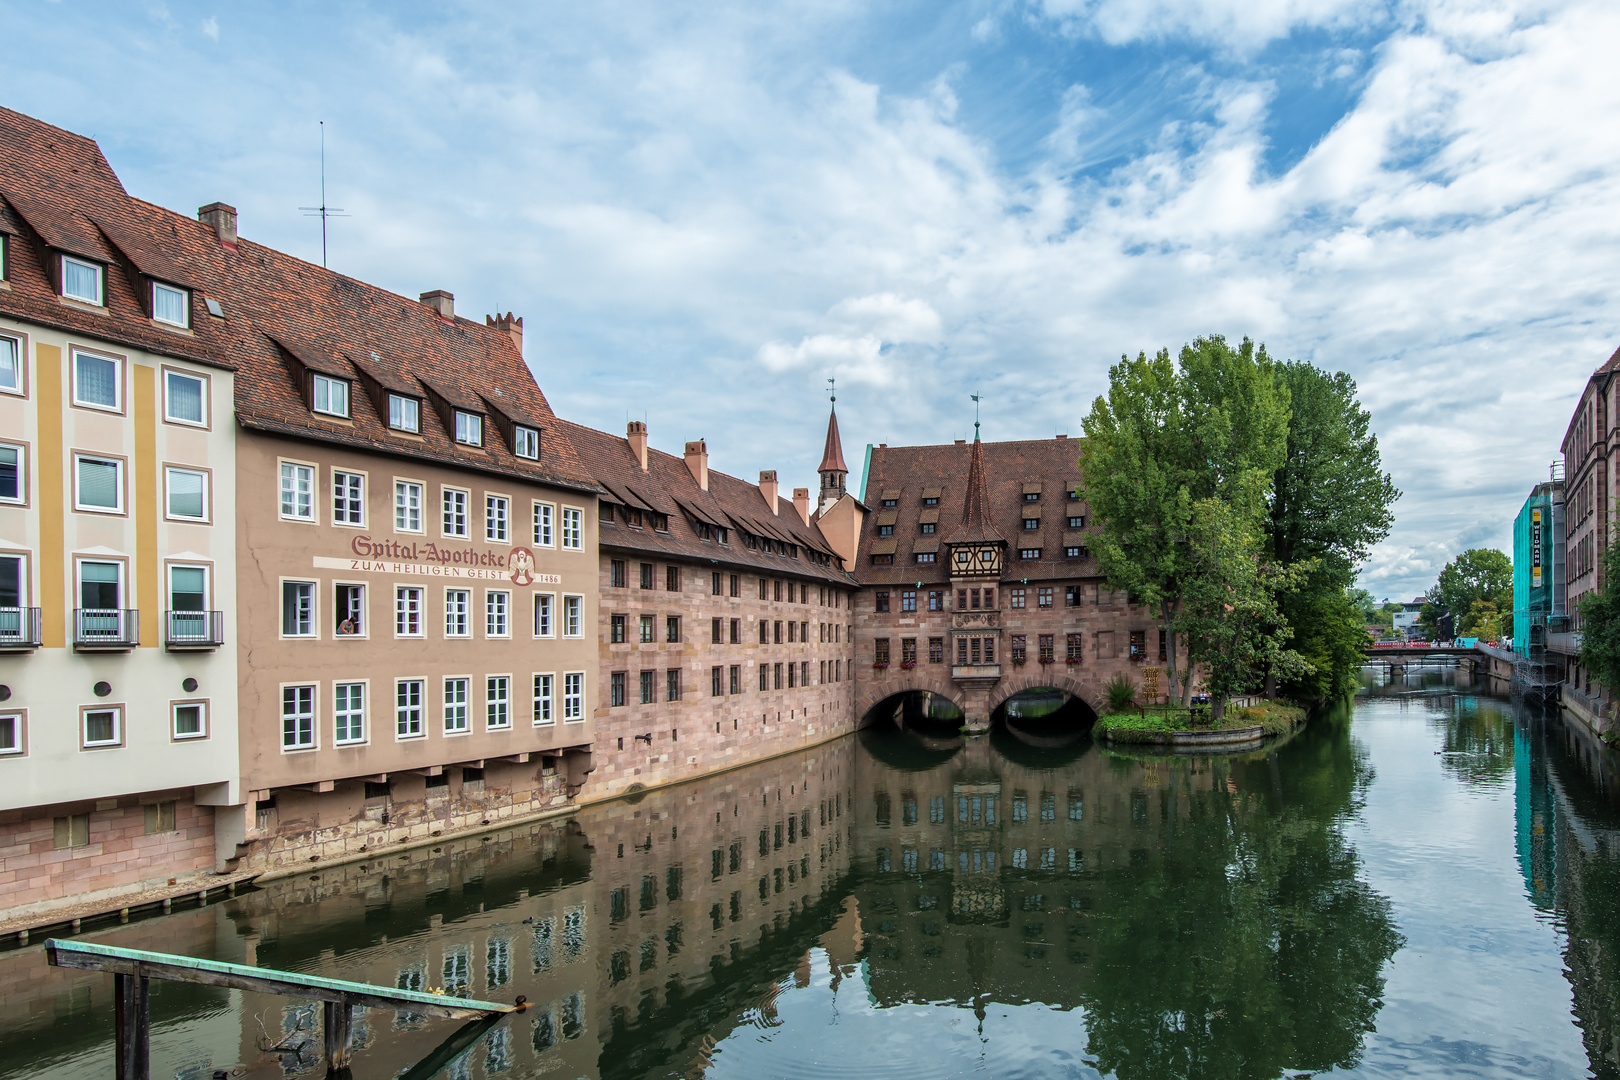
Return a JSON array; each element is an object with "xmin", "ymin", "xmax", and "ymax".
[
  {"xmin": 1027, "ymin": 0, "xmax": 1380, "ymax": 50},
  {"xmin": 201, "ymin": 16, "xmax": 218, "ymax": 41}
]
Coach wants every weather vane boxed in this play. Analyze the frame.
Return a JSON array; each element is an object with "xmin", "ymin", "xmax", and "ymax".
[
  {"xmin": 971, "ymin": 392, "xmax": 981, "ymax": 438},
  {"xmin": 828, "ymin": 377, "xmax": 836, "ymax": 410}
]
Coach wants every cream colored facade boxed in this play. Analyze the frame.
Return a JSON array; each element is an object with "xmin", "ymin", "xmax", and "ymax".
[
  {"xmin": 232, "ymin": 428, "xmax": 600, "ymax": 867},
  {"xmin": 0, "ymin": 317, "xmax": 241, "ymax": 914}
]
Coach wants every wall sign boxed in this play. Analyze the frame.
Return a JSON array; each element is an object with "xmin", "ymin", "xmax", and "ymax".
[{"xmin": 313, "ymin": 537, "xmax": 560, "ymax": 585}]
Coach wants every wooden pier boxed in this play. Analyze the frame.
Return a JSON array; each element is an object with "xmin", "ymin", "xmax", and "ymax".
[{"xmin": 45, "ymin": 937, "xmax": 522, "ymax": 1078}]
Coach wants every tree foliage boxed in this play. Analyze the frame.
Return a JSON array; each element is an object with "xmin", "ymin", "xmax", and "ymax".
[
  {"xmin": 1431, "ymin": 549, "xmax": 1512, "ymax": 621},
  {"xmin": 1578, "ymin": 545, "xmax": 1620, "ymax": 689},
  {"xmin": 1082, "ymin": 340, "xmax": 1399, "ymax": 712}
]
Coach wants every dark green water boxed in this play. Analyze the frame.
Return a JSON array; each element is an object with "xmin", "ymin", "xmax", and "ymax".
[{"xmin": 4, "ymin": 668, "xmax": 1620, "ymax": 1079}]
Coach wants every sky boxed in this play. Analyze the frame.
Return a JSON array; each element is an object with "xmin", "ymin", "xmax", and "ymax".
[{"xmin": 6, "ymin": 0, "xmax": 1619, "ymax": 603}]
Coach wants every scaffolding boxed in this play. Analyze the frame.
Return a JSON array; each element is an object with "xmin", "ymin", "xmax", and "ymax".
[{"xmin": 1513, "ymin": 466, "xmax": 1567, "ymax": 703}]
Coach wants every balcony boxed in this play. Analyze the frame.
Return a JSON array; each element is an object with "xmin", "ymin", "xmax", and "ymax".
[
  {"xmin": 74, "ymin": 608, "xmax": 140, "ymax": 651},
  {"xmin": 165, "ymin": 610, "xmax": 225, "ymax": 650},
  {"xmin": 0, "ymin": 607, "xmax": 43, "ymax": 650},
  {"xmin": 952, "ymin": 663, "xmax": 1002, "ymax": 682}
]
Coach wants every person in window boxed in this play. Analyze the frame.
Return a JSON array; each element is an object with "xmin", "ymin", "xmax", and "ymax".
[{"xmin": 337, "ymin": 616, "xmax": 358, "ymax": 636}]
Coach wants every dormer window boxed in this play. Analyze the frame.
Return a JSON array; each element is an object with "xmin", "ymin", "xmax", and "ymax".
[
  {"xmin": 923, "ymin": 497, "xmax": 939, "ymax": 506},
  {"xmin": 62, "ymin": 256, "xmax": 103, "ymax": 305},
  {"xmin": 153, "ymin": 283, "xmax": 189, "ymax": 328},
  {"xmin": 881, "ymin": 498, "xmax": 897, "ymax": 508},
  {"xmin": 454, "ymin": 410, "xmax": 482, "ymax": 446},
  {"xmin": 513, "ymin": 425, "xmax": 540, "ymax": 459},
  {"xmin": 388, "ymin": 394, "xmax": 420, "ymax": 433},
  {"xmin": 312, "ymin": 374, "xmax": 350, "ymax": 418},
  {"xmin": 1023, "ymin": 491, "xmax": 1039, "ymax": 502}
]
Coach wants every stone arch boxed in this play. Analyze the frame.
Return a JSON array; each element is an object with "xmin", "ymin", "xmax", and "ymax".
[
  {"xmin": 988, "ymin": 669, "xmax": 1102, "ymax": 720},
  {"xmin": 856, "ymin": 668, "xmax": 962, "ymax": 727}
]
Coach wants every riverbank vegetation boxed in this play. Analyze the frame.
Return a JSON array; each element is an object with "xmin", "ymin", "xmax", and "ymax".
[
  {"xmin": 1080, "ymin": 336, "xmax": 1399, "ymax": 720},
  {"xmin": 1095, "ymin": 698, "xmax": 1307, "ymax": 743}
]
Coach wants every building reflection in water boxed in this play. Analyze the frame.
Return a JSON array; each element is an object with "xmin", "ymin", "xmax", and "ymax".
[{"xmin": 9, "ymin": 680, "xmax": 1620, "ymax": 1080}]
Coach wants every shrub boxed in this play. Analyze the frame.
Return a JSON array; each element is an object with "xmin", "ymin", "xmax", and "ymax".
[{"xmin": 1105, "ymin": 674, "xmax": 1137, "ymax": 714}]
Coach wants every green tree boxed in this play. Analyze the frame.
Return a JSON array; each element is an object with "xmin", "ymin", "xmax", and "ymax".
[
  {"xmin": 1578, "ymin": 544, "xmax": 1620, "ymax": 688},
  {"xmin": 1456, "ymin": 599, "xmax": 1502, "ymax": 640},
  {"xmin": 1347, "ymin": 588, "xmax": 1378, "ymax": 622},
  {"xmin": 1178, "ymin": 495, "xmax": 1310, "ymax": 722},
  {"xmin": 1430, "ymin": 549, "xmax": 1512, "ymax": 628},
  {"xmin": 1080, "ymin": 347, "xmax": 1197, "ymax": 700},
  {"xmin": 1081, "ymin": 336, "xmax": 1292, "ymax": 707},
  {"xmin": 1265, "ymin": 363, "xmax": 1399, "ymax": 699}
]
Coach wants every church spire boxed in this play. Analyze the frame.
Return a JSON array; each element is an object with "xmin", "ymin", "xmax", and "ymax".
[
  {"xmin": 949, "ymin": 432, "xmax": 1001, "ymax": 544},
  {"xmin": 817, "ymin": 380, "xmax": 848, "ymax": 512}
]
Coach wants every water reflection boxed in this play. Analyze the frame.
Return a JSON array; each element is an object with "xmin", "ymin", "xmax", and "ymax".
[{"xmin": 7, "ymin": 678, "xmax": 1620, "ymax": 1079}]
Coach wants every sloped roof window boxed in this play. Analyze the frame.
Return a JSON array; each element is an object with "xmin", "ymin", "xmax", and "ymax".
[
  {"xmin": 312, "ymin": 373, "xmax": 349, "ymax": 418},
  {"xmin": 514, "ymin": 425, "xmax": 540, "ymax": 459},
  {"xmin": 62, "ymin": 256, "xmax": 103, "ymax": 305},
  {"xmin": 388, "ymin": 394, "xmax": 420, "ymax": 433},
  {"xmin": 153, "ymin": 283, "xmax": 189, "ymax": 328},
  {"xmin": 454, "ymin": 410, "xmax": 482, "ymax": 446}
]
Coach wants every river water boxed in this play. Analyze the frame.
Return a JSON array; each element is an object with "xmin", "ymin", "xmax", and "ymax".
[{"xmin": 5, "ymin": 668, "xmax": 1620, "ymax": 1080}]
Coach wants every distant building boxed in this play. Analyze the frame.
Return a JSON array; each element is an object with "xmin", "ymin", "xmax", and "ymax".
[
  {"xmin": 1392, "ymin": 596, "xmax": 1427, "ymax": 639},
  {"xmin": 1558, "ymin": 346, "xmax": 1620, "ymax": 728}
]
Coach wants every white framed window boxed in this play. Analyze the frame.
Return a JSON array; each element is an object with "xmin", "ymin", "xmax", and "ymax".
[
  {"xmin": 486, "ymin": 590, "xmax": 510, "ymax": 637},
  {"xmin": 388, "ymin": 393, "xmax": 420, "ymax": 433},
  {"xmin": 534, "ymin": 593, "xmax": 553, "ymax": 637},
  {"xmin": 445, "ymin": 589, "xmax": 469, "ymax": 636},
  {"xmin": 396, "ymin": 679, "xmax": 424, "ymax": 739},
  {"xmin": 563, "ymin": 672, "xmax": 584, "ymax": 722},
  {"xmin": 514, "ymin": 426, "xmax": 540, "ymax": 459},
  {"xmin": 561, "ymin": 507, "xmax": 582, "ymax": 550},
  {"xmin": 563, "ymin": 595, "xmax": 582, "ymax": 637},
  {"xmin": 0, "ymin": 334, "xmax": 19, "ymax": 395},
  {"xmin": 280, "ymin": 462, "xmax": 315, "ymax": 521},
  {"xmin": 444, "ymin": 678, "xmax": 469, "ymax": 734},
  {"xmin": 71, "ymin": 349, "xmax": 120, "ymax": 411},
  {"xmin": 533, "ymin": 502, "xmax": 554, "ymax": 547},
  {"xmin": 153, "ymin": 282, "xmax": 189, "ymax": 327},
  {"xmin": 172, "ymin": 701, "xmax": 208, "ymax": 740},
  {"xmin": 282, "ymin": 581, "xmax": 315, "ymax": 636},
  {"xmin": 77, "ymin": 559, "xmax": 122, "ymax": 615},
  {"xmin": 74, "ymin": 454, "xmax": 124, "ymax": 513},
  {"xmin": 312, "ymin": 374, "xmax": 350, "ymax": 418},
  {"xmin": 62, "ymin": 256, "xmax": 103, "ymax": 304},
  {"xmin": 82, "ymin": 706, "xmax": 122, "ymax": 748},
  {"xmin": 282, "ymin": 685, "xmax": 316, "ymax": 750},
  {"xmin": 0, "ymin": 443, "xmax": 24, "ymax": 504},
  {"xmin": 334, "ymin": 582, "xmax": 364, "ymax": 635},
  {"xmin": 442, "ymin": 488, "xmax": 469, "ymax": 537},
  {"xmin": 0, "ymin": 711, "xmax": 23, "ymax": 755},
  {"xmin": 486, "ymin": 676, "xmax": 510, "ymax": 730},
  {"xmin": 334, "ymin": 682, "xmax": 366, "ymax": 745},
  {"xmin": 164, "ymin": 466, "xmax": 209, "ymax": 522},
  {"xmin": 395, "ymin": 481, "xmax": 423, "ymax": 532},
  {"xmin": 395, "ymin": 587, "xmax": 423, "ymax": 636},
  {"xmin": 485, "ymin": 495, "xmax": 509, "ymax": 542},
  {"xmin": 533, "ymin": 674, "xmax": 554, "ymax": 726},
  {"xmin": 163, "ymin": 370, "xmax": 207, "ymax": 425},
  {"xmin": 331, "ymin": 471, "xmax": 364, "ymax": 526},
  {"xmin": 454, "ymin": 410, "xmax": 482, "ymax": 446}
]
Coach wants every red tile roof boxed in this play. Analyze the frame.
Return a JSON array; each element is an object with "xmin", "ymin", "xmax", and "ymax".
[
  {"xmin": 859, "ymin": 436, "xmax": 1089, "ymax": 585},
  {"xmin": 558, "ymin": 418, "xmax": 858, "ymax": 586},
  {"xmin": 0, "ymin": 105, "xmax": 597, "ymax": 494},
  {"xmin": 818, "ymin": 407, "xmax": 848, "ymax": 474}
]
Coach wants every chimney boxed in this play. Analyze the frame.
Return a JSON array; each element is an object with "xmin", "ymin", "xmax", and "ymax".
[
  {"xmin": 627, "ymin": 421, "xmax": 649, "ymax": 471},
  {"xmin": 197, "ymin": 203, "xmax": 237, "ymax": 246},
  {"xmin": 759, "ymin": 471, "xmax": 780, "ymax": 514},
  {"xmin": 684, "ymin": 440, "xmax": 709, "ymax": 491},
  {"xmin": 793, "ymin": 487, "xmax": 811, "ymax": 526},
  {"xmin": 486, "ymin": 312, "xmax": 523, "ymax": 355},
  {"xmin": 419, "ymin": 290, "xmax": 455, "ymax": 320}
]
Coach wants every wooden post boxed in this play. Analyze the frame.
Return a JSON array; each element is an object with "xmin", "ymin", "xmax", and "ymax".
[
  {"xmin": 324, "ymin": 998, "xmax": 354, "ymax": 1071},
  {"xmin": 115, "ymin": 972, "xmax": 151, "ymax": 1080}
]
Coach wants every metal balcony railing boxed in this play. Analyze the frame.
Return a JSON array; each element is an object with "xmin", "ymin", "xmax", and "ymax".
[
  {"xmin": 165, "ymin": 610, "xmax": 225, "ymax": 649},
  {"xmin": 0, "ymin": 607, "xmax": 43, "ymax": 649},
  {"xmin": 74, "ymin": 608, "xmax": 140, "ymax": 650}
]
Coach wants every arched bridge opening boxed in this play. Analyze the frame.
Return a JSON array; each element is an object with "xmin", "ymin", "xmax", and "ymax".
[{"xmin": 861, "ymin": 689, "xmax": 965, "ymax": 738}]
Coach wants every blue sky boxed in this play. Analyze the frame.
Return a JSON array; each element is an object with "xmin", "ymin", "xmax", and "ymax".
[{"xmin": 8, "ymin": 0, "xmax": 1620, "ymax": 602}]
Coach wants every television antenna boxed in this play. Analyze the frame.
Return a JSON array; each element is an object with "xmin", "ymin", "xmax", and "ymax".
[{"xmin": 298, "ymin": 121, "xmax": 348, "ymax": 267}]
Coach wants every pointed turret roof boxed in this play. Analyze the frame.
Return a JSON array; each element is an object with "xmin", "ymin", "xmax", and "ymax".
[
  {"xmin": 946, "ymin": 438, "xmax": 1003, "ymax": 544},
  {"xmin": 818, "ymin": 405, "xmax": 848, "ymax": 475}
]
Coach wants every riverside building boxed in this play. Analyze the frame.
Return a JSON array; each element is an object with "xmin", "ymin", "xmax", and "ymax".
[
  {"xmin": 0, "ymin": 107, "xmax": 244, "ymax": 917},
  {"xmin": 561, "ymin": 417, "xmax": 862, "ymax": 800},
  {"xmin": 854, "ymin": 433, "xmax": 1171, "ymax": 728}
]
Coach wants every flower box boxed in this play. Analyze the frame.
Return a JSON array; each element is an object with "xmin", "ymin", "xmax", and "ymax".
[
  {"xmin": 872, "ymin": 661, "xmax": 889, "ymax": 670},
  {"xmin": 900, "ymin": 660, "xmax": 917, "ymax": 670}
]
